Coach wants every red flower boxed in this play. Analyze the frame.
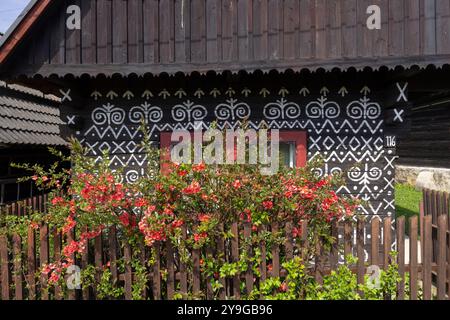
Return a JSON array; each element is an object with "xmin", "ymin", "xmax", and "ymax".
[
  {"xmin": 32, "ymin": 175, "xmax": 38, "ymax": 181},
  {"xmin": 119, "ymin": 212, "xmax": 136, "ymax": 228},
  {"xmin": 292, "ymin": 226, "xmax": 302, "ymax": 239},
  {"xmin": 135, "ymin": 198, "xmax": 148, "ymax": 207},
  {"xmin": 62, "ymin": 215, "xmax": 76, "ymax": 234},
  {"xmin": 198, "ymin": 214, "xmax": 211, "ymax": 223},
  {"xmin": 171, "ymin": 219, "xmax": 184, "ymax": 229},
  {"xmin": 178, "ymin": 169, "xmax": 188, "ymax": 177},
  {"xmin": 182, "ymin": 180, "xmax": 201, "ymax": 195},
  {"xmin": 262, "ymin": 200, "xmax": 274, "ymax": 210},
  {"xmin": 232, "ymin": 180, "xmax": 242, "ymax": 189},
  {"xmin": 194, "ymin": 232, "xmax": 208, "ymax": 243},
  {"xmin": 279, "ymin": 282, "xmax": 288, "ymax": 292},
  {"xmin": 239, "ymin": 209, "xmax": 252, "ymax": 223},
  {"xmin": 193, "ymin": 162, "xmax": 206, "ymax": 172},
  {"xmin": 51, "ymin": 197, "xmax": 64, "ymax": 206}
]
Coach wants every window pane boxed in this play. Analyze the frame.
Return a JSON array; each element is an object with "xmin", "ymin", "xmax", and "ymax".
[{"xmin": 279, "ymin": 142, "xmax": 295, "ymax": 168}]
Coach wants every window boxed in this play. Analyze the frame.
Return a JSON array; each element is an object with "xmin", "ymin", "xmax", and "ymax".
[
  {"xmin": 278, "ymin": 131, "xmax": 307, "ymax": 168},
  {"xmin": 160, "ymin": 130, "xmax": 307, "ymax": 168}
]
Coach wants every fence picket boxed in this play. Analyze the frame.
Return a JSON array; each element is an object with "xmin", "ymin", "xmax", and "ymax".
[
  {"xmin": 153, "ymin": 242, "xmax": 162, "ymax": 300},
  {"xmin": 40, "ymin": 223, "xmax": 49, "ymax": 300},
  {"xmin": 166, "ymin": 241, "xmax": 175, "ymax": 300},
  {"xmin": 271, "ymin": 222, "xmax": 280, "ymax": 278},
  {"xmin": 81, "ymin": 234, "xmax": 89, "ymax": 300},
  {"xmin": 27, "ymin": 225, "xmax": 36, "ymax": 300},
  {"xmin": 0, "ymin": 234, "xmax": 9, "ymax": 300},
  {"xmin": 284, "ymin": 222, "xmax": 293, "ymax": 260},
  {"xmin": 94, "ymin": 232, "xmax": 103, "ymax": 300},
  {"xmin": 300, "ymin": 220, "xmax": 308, "ymax": 262},
  {"xmin": 344, "ymin": 220, "xmax": 352, "ymax": 258},
  {"xmin": 409, "ymin": 216, "xmax": 418, "ymax": 300},
  {"xmin": 437, "ymin": 214, "xmax": 447, "ymax": 300},
  {"xmin": 231, "ymin": 222, "xmax": 240, "ymax": 298},
  {"xmin": 315, "ymin": 240, "xmax": 323, "ymax": 284},
  {"xmin": 423, "ymin": 215, "xmax": 432, "ymax": 300},
  {"xmin": 123, "ymin": 241, "xmax": 132, "ymax": 300},
  {"xmin": 12, "ymin": 233, "xmax": 23, "ymax": 300},
  {"xmin": 396, "ymin": 216, "xmax": 405, "ymax": 300},
  {"xmin": 330, "ymin": 220, "xmax": 338, "ymax": 270},
  {"xmin": 357, "ymin": 217, "xmax": 365, "ymax": 287},
  {"xmin": 216, "ymin": 224, "xmax": 226, "ymax": 299},
  {"xmin": 53, "ymin": 229, "xmax": 62, "ymax": 300},
  {"xmin": 180, "ymin": 225, "xmax": 188, "ymax": 298},
  {"xmin": 383, "ymin": 217, "xmax": 391, "ymax": 270},
  {"xmin": 192, "ymin": 248, "xmax": 201, "ymax": 297},
  {"xmin": 108, "ymin": 226, "xmax": 118, "ymax": 290},
  {"xmin": 244, "ymin": 223, "xmax": 253, "ymax": 294},
  {"xmin": 371, "ymin": 217, "xmax": 380, "ymax": 266}
]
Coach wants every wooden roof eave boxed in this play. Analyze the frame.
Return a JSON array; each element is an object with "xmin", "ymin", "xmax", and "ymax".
[
  {"xmin": 7, "ymin": 54, "xmax": 450, "ymax": 79},
  {"xmin": 0, "ymin": 0, "xmax": 53, "ymax": 66}
]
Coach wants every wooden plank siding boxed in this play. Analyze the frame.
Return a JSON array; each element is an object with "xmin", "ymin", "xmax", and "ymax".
[{"xmin": 4, "ymin": 0, "xmax": 450, "ymax": 77}]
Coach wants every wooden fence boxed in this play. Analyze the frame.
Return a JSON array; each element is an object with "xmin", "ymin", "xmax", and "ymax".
[{"xmin": 0, "ymin": 193, "xmax": 449, "ymax": 300}]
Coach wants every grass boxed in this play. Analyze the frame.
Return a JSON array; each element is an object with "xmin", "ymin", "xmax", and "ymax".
[{"xmin": 395, "ymin": 183, "xmax": 422, "ymax": 219}]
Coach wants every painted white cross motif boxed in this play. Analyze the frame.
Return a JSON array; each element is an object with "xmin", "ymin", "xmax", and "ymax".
[
  {"xmin": 396, "ymin": 82, "xmax": 408, "ymax": 102},
  {"xmin": 66, "ymin": 115, "xmax": 76, "ymax": 125},
  {"xmin": 60, "ymin": 89, "xmax": 72, "ymax": 102},
  {"xmin": 393, "ymin": 108, "xmax": 405, "ymax": 123}
]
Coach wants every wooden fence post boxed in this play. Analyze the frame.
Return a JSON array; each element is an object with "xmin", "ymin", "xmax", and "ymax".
[
  {"xmin": 423, "ymin": 215, "xmax": 432, "ymax": 300},
  {"xmin": 244, "ymin": 223, "xmax": 253, "ymax": 294},
  {"xmin": 371, "ymin": 217, "xmax": 380, "ymax": 266},
  {"xmin": 123, "ymin": 241, "xmax": 132, "ymax": 300},
  {"xmin": 27, "ymin": 225, "xmax": 36, "ymax": 300},
  {"xmin": 0, "ymin": 234, "xmax": 10, "ymax": 300},
  {"xmin": 437, "ymin": 214, "xmax": 447, "ymax": 300},
  {"xmin": 409, "ymin": 216, "xmax": 418, "ymax": 300},
  {"xmin": 231, "ymin": 222, "xmax": 240, "ymax": 299},
  {"xmin": 166, "ymin": 241, "xmax": 175, "ymax": 300},
  {"xmin": 383, "ymin": 217, "xmax": 392, "ymax": 270},
  {"xmin": 357, "ymin": 217, "xmax": 365, "ymax": 289},
  {"xmin": 179, "ymin": 225, "xmax": 188, "ymax": 298},
  {"xmin": 53, "ymin": 229, "xmax": 62, "ymax": 300},
  {"xmin": 12, "ymin": 233, "xmax": 23, "ymax": 300},
  {"xmin": 40, "ymin": 223, "xmax": 49, "ymax": 300},
  {"xmin": 396, "ymin": 216, "xmax": 405, "ymax": 300}
]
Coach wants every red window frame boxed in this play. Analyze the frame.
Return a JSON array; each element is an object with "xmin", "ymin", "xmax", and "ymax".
[{"xmin": 160, "ymin": 130, "xmax": 307, "ymax": 168}]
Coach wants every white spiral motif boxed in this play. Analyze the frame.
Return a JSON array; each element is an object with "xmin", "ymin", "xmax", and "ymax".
[
  {"xmin": 172, "ymin": 101, "xmax": 207, "ymax": 122},
  {"xmin": 263, "ymin": 98, "xmax": 301, "ymax": 120},
  {"xmin": 305, "ymin": 97, "xmax": 340, "ymax": 119},
  {"xmin": 346, "ymin": 98, "xmax": 381, "ymax": 120},
  {"xmin": 125, "ymin": 170, "xmax": 140, "ymax": 184},
  {"xmin": 129, "ymin": 103, "xmax": 163, "ymax": 124},
  {"xmin": 92, "ymin": 103, "xmax": 126, "ymax": 125},
  {"xmin": 215, "ymin": 99, "xmax": 251, "ymax": 121}
]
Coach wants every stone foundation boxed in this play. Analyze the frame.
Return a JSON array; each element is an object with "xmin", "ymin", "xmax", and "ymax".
[{"xmin": 396, "ymin": 165, "xmax": 450, "ymax": 192}]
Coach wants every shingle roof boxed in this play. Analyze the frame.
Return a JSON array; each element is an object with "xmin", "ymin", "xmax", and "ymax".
[{"xmin": 0, "ymin": 81, "xmax": 67, "ymax": 147}]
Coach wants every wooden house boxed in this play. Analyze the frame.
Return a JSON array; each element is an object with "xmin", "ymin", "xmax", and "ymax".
[{"xmin": 1, "ymin": 0, "xmax": 450, "ymax": 218}]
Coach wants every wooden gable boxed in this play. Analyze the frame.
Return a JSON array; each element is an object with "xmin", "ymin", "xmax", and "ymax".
[{"xmin": 2, "ymin": 0, "xmax": 450, "ymax": 78}]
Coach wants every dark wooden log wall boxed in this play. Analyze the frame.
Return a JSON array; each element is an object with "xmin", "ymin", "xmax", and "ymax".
[
  {"xmin": 59, "ymin": 72, "xmax": 402, "ymax": 218},
  {"xmin": 397, "ymin": 97, "xmax": 450, "ymax": 168},
  {"xmin": 5, "ymin": 0, "xmax": 450, "ymax": 76}
]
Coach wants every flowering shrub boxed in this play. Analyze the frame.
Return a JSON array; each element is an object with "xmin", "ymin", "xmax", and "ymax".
[{"xmin": 8, "ymin": 134, "xmax": 364, "ymax": 299}]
